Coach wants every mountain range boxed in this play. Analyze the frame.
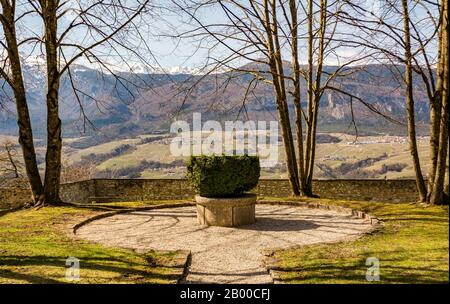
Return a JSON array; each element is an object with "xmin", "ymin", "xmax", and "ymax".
[{"xmin": 0, "ymin": 60, "xmax": 431, "ymax": 139}]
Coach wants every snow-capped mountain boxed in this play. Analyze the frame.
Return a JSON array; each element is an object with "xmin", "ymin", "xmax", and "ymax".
[{"xmin": 0, "ymin": 60, "xmax": 430, "ymax": 138}]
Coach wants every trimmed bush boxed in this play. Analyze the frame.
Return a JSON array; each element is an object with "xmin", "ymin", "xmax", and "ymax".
[{"xmin": 186, "ymin": 155, "xmax": 260, "ymax": 198}]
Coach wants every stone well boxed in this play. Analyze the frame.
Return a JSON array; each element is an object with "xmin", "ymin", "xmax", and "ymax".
[{"xmin": 195, "ymin": 194, "xmax": 257, "ymax": 227}]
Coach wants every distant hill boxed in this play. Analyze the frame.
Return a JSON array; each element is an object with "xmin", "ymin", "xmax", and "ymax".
[{"xmin": 0, "ymin": 61, "xmax": 430, "ymax": 138}]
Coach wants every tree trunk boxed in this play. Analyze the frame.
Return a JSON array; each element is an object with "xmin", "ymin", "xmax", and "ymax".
[
  {"xmin": 262, "ymin": 0, "xmax": 300, "ymax": 196},
  {"xmin": 427, "ymin": 12, "xmax": 443, "ymax": 199},
  {"xmin": 402, "ymin": 0, "xmax": 427, "ymax": 202},
  {"xmin": 272, "ymin": 14, "xmax": 300, "ymax": 195},
  {"xmin": 305, "ymin": 95, "xmax": 319, "ymax": 191},
  {"xmin": 0, "ymin": 1, "xmax": 44, "ymax": 201},
  {"xmin": 15, "ymin": 86, "xmax": 45, "ymax": 201},
  {"xmin": 304, "ymin": 0, "xmax": 314, "ymax": 184},
  {"xmin": 5, "ymin": 143, "xmax": 20, "ymax": 178},
  {"xmin": 444, "ymin": 138, "xmax": 449, "ymax": 202},
  {"xmin": 289, "ymin": 0, "xmax": 308, "ymax": 196},
  {"xmin": 42, "ymin": 1, "xmax": 63, "ymax": 204},
  {"xmin": 304, "ymin": 0, "xmax": 327, "ymax": 196},
  {"xmin": 430, "ymin": 0, "xmax": 449, "ymax": 205}
]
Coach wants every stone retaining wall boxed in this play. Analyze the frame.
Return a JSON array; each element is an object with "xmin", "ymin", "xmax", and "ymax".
[
  {"xmin": 67, "ymin": 178, "xmax": 419, "ymax": 204},
  {"xmin": 0, "ymin": 178, "xmax": 419, "ymax": 208},
  {"xmin": 0, "ymin": 188, "xmax": 32, "ymax": 209},
  {"xmin": 257, "ymin": 179, "xmax": 419, "ymax": 202},
  {"xmin": 60, "ymin": 180, "xmax": 95, "ymax": 205}
]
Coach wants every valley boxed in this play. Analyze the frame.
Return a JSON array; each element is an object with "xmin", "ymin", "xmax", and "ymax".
[{"xmin": 56, "ymin": 132, "xmax": 429, "ymax": 181}]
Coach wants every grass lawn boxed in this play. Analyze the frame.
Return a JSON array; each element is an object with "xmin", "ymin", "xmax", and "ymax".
[
  {"xmin": 267, "ymin": 198, "xmax": 449, "ymax": 284},
  {"xmin": 0, "ymin": 201, "xmax": 188, "ymax": 284},
  {"xmin": 1, "ymin": 198, "xmax": 447, "ymax": 284}
]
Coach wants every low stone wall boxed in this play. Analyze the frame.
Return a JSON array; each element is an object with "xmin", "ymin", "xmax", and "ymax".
[
  {"xmin": 0, "ymin": 178, "xmax": 419, "ymax": 207},
  {"xmin": 60, "ymin": 180, "xmax": 95, "ymax": 205},
  {"xmin": 0, "ymin": 180, "xmax": 94, "ymax": 209},
  {"xmin": 0, "ymin": 188, "xmax": 32, "ymax": 209},
  {"xmin": 61, "ymin": 178, "xmax": 418, "ymax": 204},
  {"xmin": 318, "ymin": 179, "xmax": 419, "ymax": 202},
  {"xmin": 257, "ymin": 179, "xmax": 419, "ymax": 203},
  {"xmin": 91, "ymin": 179, "xmax": 194, "ymax": 203}
]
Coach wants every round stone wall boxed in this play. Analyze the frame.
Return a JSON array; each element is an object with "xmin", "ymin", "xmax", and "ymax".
[{"xmin": 195, "ymin": 194, "xmax": 256, "ymax": 227}]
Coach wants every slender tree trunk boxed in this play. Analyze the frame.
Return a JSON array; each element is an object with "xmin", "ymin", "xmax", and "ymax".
[
  {"xmin": 5, "ymin": 143, "xmax": 20, "ymax": 178},
  {"xmin": 271, "ymin": 0, "xmax": 300, "ymax": 194},
  {"xmin": 263, "ymin": 0, "xmax": 300, "ymax": 195},
  {"xmin": 428, "ymin": 95, "xmax": 442, "ymax": 198},
  {"xmin": 306, "ymin": 94, "xmax": 320, "ymax": 189},
  {"xmin": 42, "ymin": 1, "xmax": 63, "ymax": 204},
  {"xmin": 444, "ymin": 136, "xmax": 449, "ymax": 201},
  {"xmin": 430, "ymin": 0, "xmax": 449, "ymax": 205},
  {"xmin": 402, "ymin": 0, "xmax": 427, "ymax": 202},
  {"xmin": 428, "ymin": 16, "xmax": 443, "ymax": 199},
  {"xmin": 15, "ymin": 91, "xmax": 45, "ymax": 201},
  {"xmin": 304, "ymin": 0, "xmax": 326, "ymax": 196},
  {"xmin": 0, "ymin": 1, "xmax": 44, "ymax": 201},
  {"xmin": 289, "ymin": 0, "xmax": 307, "ymax": 194},
  {"xmin": 304, "ymin": 0, "xmax": 314, "ymax": 187}
]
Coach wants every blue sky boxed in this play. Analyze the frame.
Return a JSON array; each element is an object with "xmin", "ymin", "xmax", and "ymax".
[{"xmin": 1, "ymin": 0, "xmax": 438, "ymax": 71}]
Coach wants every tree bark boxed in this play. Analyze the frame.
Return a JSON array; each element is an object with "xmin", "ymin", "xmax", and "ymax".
[
  {"xmin": 0, "ymin": 1, "xmax": 44, "ymax": 201},
  {"xmin": 402, "ymin": 0, "xmax": 428, "ymax": 202},
  {"xmin": 303, "ymin": 0, "xmax": 327, "ymax": 196},
  {"xmin": 289, "ymin": 0, "xmax": 307, "ymax": 195},
  {"xmin": 261, "ymin": 0, "xmax": 300, "ymax": 196},
  {"xmin": 271, "ymin": 0, "xmax": 300, "ymax": 195},
  {"xmin": 304, "ymin": 0, "xmax": 314, "ymax": 183},
  {"xmin": 427, "ymin": 13, "xmax": 443, "ymax": 199},
  {"xmin": 430, "ymin": 0, "xmax": 449, "ymax": 205},
  {"xmin": 42, "ymin": 1, "xmax": 63, "ymax": 204},
  {"xmin": 302, "ymin": 0, "xmax": 316, "ymax": 196},
  {"xmin": 444, "ymin": 136, "xmax": 449, "ymax": 201}
]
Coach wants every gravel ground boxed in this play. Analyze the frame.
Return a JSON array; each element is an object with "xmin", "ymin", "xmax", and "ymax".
[{"xmin": 75, "ymin": 204, "xmax": 373, "ymax": 284}]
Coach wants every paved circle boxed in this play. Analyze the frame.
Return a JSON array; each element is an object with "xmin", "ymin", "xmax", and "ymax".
[{"xmin": 75, "ymin": 204, "xmax": 373, "ymax": 283}]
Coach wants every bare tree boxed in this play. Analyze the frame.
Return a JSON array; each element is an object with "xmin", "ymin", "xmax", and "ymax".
[
  {"xmin": 429, "ymin": 0, "xmax": 448, "ymax": 204},
  {"xmin": 60, "ymin": 157, "xmax": 96, "ymax": 184},
  {"xmin": 2, "ymin": 0, "xmax": 154, "ymax": 205},
  {"xmin": 173, "ymin": 0, "xmax": 399, "ymax": 196},
  {"xmin": 401, "ymin": 0, "xmax": 427, "ymax": 201},
  {"xmin": 0, "ymin": 139, "xmax": 23, "ymax": 179},
  {"xmin": 0, "ymin": 0, "xmax": 44, "ymax": 201},
  {"xmin": 338, "ymin": 0, "xmax": 448, "ymax": 204}
]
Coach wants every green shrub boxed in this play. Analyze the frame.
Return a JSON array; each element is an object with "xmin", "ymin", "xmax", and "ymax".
[{"xmin": 186, "ymin": 155, "xmax": 260, "ymax": 198}]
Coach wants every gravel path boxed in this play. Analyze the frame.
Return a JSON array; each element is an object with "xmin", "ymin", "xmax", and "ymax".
[{"xmin": 75, "ymin": 204, "xmax": 373, "ymax": 284}]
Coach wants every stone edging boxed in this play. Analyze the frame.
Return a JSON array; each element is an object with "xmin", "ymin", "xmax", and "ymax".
[
  {"xmin": 72, "ymin": 202, "xmax": 195, "ymax": 234},
  {"xmin": 257, "ymin": 200, "xmax": 382, "ymax": 226},
  {"xmin": 168, "ymin": 250, "xmax": 192, "ymax": 284},
  {"xmin": 177, "ymin": 251, "xmax": 193, "ymax": 284},
  {"xmin": 71, "ymin": 200, "xmax": 383, "ymax": 285},
  {"xmin": 71, "ymin": 202, "xmax": 195, "ymax": 284},
  {"xmin": 258, "ymin": 200, "xmax": 383, "ymax": 284}
]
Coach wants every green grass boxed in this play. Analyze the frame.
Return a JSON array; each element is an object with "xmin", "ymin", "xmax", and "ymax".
[
  {"xmin": 268, "ymin": 198, "xmax": 449, "ymax": 284},
  {"xmin": 63, "ymin": 138, "xmax": 142, "ymax": 164},
  {"xmin": 1, "ymin": 197, "xmax": 447, "ymax": 284},
  {"xmin": 0, "ymin": 203, "xmax": 187, "ymax": 284},
  {"xmin": 96, "ymin": 143, "xmax": 178, "ymax": 171}
]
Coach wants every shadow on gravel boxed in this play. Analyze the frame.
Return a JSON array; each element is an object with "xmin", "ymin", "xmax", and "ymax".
[{"xmin": 240, "ymin": 218, "xmax": 320, "ymax": 232}]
